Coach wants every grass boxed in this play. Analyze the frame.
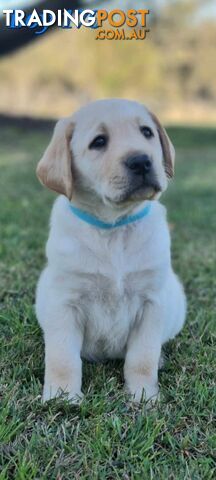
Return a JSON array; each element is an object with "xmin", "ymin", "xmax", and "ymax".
[{"xmin": 0, "ymin": 123, "xmax": 216, "ymax": 479}]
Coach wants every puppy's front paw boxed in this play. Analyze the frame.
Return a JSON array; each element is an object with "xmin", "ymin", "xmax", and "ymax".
[
  {"xmin": 43, "ymin": 384, "xmax": 83, "ymax": 405},
  {"xmin": 126, "ymin": 380, "xmax": 159, "ymax": 405}
]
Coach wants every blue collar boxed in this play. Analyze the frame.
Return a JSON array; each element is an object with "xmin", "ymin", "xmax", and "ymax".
[{"xmin": 69, "ymin": 202, "xmax": 151, "ymax": 230}]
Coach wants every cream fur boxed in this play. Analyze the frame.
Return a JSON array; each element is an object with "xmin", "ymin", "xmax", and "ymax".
[{"xmin": 35, "ymin": 99, "xmax": 186, "ymax": 404}]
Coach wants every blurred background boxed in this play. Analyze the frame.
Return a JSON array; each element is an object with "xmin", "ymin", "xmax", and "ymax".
[{"xmin": 0, "ymin": 0, "xmax": 216, "ymax": 123}]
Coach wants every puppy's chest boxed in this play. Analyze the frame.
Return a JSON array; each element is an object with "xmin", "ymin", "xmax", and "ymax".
[
  {"xmin": 76, "ymin": 269, "xmax": 139, "ymax": 313},
  {"xmin": 76, "ymin": 268, "xmax": 142, "ymax": 360},
  {"xmin": 71, "ymin": 239, "xmax": 148, "ymax": 312},
  {"xmin": 57, "ymin": 228, "xmax": 160, "ymax": 359},
  {"xmin": 69, "ymin": 242, "xmax": 150, "ymax": 356}
]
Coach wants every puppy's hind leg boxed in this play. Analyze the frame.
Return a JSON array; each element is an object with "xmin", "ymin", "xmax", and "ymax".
[{"xmin": 162, "ymin": 271, "xmax": 186, "ymax": 344}]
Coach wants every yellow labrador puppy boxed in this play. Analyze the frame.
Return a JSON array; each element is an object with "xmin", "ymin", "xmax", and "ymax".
[{"xmin": 36, "ymin": 99, "xmax": 186, "ymax": 404}]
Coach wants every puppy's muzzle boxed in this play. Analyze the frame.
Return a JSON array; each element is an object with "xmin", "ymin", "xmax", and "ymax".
[{"xmin": 124, "ymin": 154, "xmax": 161, "ymax": 193}]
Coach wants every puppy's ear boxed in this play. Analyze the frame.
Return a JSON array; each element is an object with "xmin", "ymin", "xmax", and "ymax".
[
  {"xmin": 150, "ymin": 112, "xmax": 175, "ymax": 178},
  {"xmin": 36, "ymin": 117, "xmax": 74, "ymax": 199}
]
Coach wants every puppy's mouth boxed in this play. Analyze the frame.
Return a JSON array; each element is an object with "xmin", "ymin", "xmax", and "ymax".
[{"xmin": 106, "ymin": 182, "xmax": 161, "ymax": 206}]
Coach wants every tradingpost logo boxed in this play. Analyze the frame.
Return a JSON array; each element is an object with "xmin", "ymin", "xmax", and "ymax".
[
  {"xmin": 95, "ymin": 9, "xmax": 150, "ymax": 40},
  {"xmin": 1, "ymin": 8, "xmax": 150, "ymax": 40}
]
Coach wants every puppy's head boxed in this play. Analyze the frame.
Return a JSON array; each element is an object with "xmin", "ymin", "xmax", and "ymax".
[{"xmin": 37, "ymin": 99, "xmax": 175, "ymax": 208}]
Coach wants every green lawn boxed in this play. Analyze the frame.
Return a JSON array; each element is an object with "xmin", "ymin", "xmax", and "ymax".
[{"xmin": 0, "ymin": 123, "xmax": 215, "ymax": 479}]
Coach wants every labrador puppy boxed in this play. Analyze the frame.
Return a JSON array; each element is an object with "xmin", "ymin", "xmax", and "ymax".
[{"xmin": 36, "ymin": 99, "xmax": 186, "ymax": 404}]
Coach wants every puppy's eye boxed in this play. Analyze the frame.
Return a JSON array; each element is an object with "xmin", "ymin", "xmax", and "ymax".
[
  {"xmin": 140, "ymin": 126, "xmax": 154, "ymax": 139},
  {"xmin": 89, "ymin": 135, "xmax": 108, "ymax": 150}
]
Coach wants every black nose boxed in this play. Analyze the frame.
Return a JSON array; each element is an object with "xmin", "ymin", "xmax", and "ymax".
[{"xmin": 125, "ymin": 154, "xmax": 152, "ymax": 176}]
